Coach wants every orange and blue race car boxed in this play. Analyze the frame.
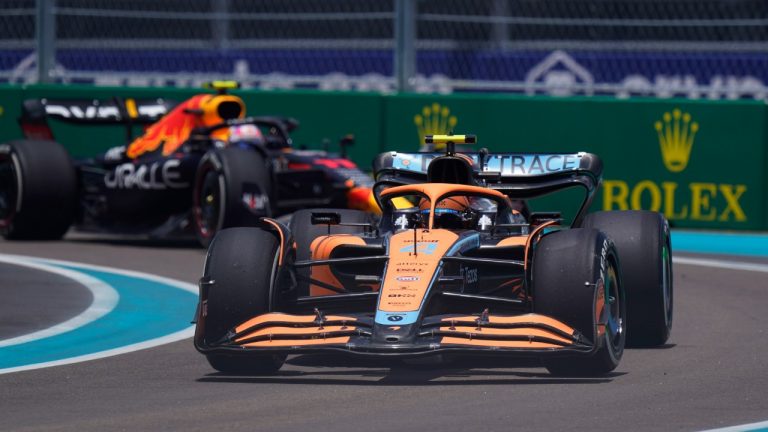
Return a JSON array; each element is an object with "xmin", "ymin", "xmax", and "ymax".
[
  {"xmin": 0, "ymin": 82, "xmax": 376, "ymax": 246},
  {"xmin": 193, "ymin": 135, "xmax": 673, "ymax": 376}
]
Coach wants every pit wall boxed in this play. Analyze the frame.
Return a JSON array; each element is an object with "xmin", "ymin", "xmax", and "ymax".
[{"xmin": 0, "ymin": 84, "xmax": 765, "ymax": 231}]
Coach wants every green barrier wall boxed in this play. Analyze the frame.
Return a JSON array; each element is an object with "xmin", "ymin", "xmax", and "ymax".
[
  {"xmin": 0, "ymin": 84, "xmax": 765, "ymax": 230},
  {"xmin": 382, "ymin": 94, "xmax": 767, "ymax": 230}
]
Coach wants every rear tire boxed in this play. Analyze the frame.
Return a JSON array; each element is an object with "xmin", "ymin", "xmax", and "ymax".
[
  {"xmin": 289, "ymin": 208, "xmax": 371, "ymax": 296},
  {"xmin": 533, "ymin": 229, "xmax": 626, "ymax": 376},
  {"xmin": 193, "ymin": 148, "xmax": 272, "ymax": 248},
  {"xmin": 582, "ymin": 211, "xmax": 673, "ymax": 347},
  {"xmin": 0, "ymin": 140, "xmax": 76, "ymax": 240},
  {"xmin": 201, "ymin": 227, "xmax": 285, "ymax": 374}
]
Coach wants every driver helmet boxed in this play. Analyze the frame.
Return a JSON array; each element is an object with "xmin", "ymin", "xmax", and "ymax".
[
  {"xmin": 419, "ymin": 196, "xmax": 473, "ymax": 229},
  {"xmin": 228, "ymin": 124, "xmax": 264, "ymax": 145}
]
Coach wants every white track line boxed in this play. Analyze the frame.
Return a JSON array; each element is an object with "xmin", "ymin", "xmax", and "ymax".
[
  {"xmin": 0, "ymin": 255, "xmax": 119, "ymax": 348},
  {"xmin": 0, "ymin": 254, "xmax": 199, "ymax": 294},
  {"xmin": 674, "ymin": 256, "xmax": 768, "ymax": 273},
  {"xmin": 0, "ymin": 254, "xmax": 196, "ymax": 375},
  {"xmin": 699, "ymin": 419, "xmax": 768, "ymax": 431}
]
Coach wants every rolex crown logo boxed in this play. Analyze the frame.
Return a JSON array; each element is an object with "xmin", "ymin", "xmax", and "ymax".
[
  {"xmin": 414, "ymin": 103, "xmax": 458, "ymax": 146},
  {"xmin": 654, "ymin": 108, "xmax": 699, "ymax": 173}
]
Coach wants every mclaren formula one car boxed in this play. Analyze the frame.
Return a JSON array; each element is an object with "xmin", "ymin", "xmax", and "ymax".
[
  {"xmin": 193, "ymin": 135, "xmax": 673, "ymax": 376},
  {"xmin": 0, "ymin": 82, "xmax": 375, "ymax": 246}
]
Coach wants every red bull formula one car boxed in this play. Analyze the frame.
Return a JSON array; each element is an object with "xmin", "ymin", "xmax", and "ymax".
[
  {"xmin": 0, "ymin": 82, "xmax": 376, "ymax": 246},
  {"xmin": 193, "ymin": 135, "xmax": 673, "ymax": 376}
]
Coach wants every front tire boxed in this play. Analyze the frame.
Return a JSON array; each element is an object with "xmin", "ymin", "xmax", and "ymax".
[
  {"xmin": 582, "ymin": 211, "xmax": 673, "ymax": 347},
  {"xmin": 200, "ymin": 227, "xmax": 285, "ymax": 374},
  {"xmin": 533, "ymin": 228, "xmax": 626, "ymax": 376},
  {"xmin": 193, "ymin": 148, "xmax": 272, "ymax": 247},
  {"xmin": 0, "ymin": 140, "xmax": 76, "ymax": 240}
]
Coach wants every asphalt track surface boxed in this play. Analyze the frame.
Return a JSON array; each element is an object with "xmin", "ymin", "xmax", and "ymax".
[{"xmin": 1, "ymin": 235, "xmax": 768, "ymax": 432}]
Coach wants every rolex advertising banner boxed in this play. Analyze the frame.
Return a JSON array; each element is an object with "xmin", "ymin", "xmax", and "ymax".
[{"xmin": 382, "ymin": 94, "xmax": 767, "ymax": 231}]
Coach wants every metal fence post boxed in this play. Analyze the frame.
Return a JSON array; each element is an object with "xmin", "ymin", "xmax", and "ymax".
[
  {"xmin": 394, "ymin": 0, "xmax": 416, "ymax": 92},
  {"xmin": 36, "ymin": 0, "xmax": 56, "ymax": 83},
  {"xmin": 212, "ymin": 0, "xmax": 230, "ymax": 51},
  {"xmin": 491, "ymin": 0, "xmax": 509, "ymax": 49}
]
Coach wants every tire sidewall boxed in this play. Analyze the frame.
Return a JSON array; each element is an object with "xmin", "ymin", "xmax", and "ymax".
[
  {"xmin": 201, "ymin": 227, "xmax": 280, "ymax": 344},
  {"xmin": 533, "ymin": 228, "xmax": 625, "ymax": 373},
  {"xmin": 199, "ymin": 227, "xmax": 286, "ymax": 374},
  {"xmin": 583, "ymin": 210, "xmax": 672, "ymax": 346},
  {"xmin": 193, "ymin": 148, "xmax": 272, "ymax": 246},
  {"xmin": 192, "ymin": 154, "xmax": 226, "ymax": 244},
  {"xmin": 0, "ymin": 147, "xmax": 22, "ymax": 235},
  {"xmin": 0, "ymin": 140, "xmax": 76, "ymax": 239}
]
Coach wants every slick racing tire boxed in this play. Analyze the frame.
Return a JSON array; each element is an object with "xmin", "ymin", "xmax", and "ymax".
[
  {"xmin": 193, "ymin": 147, "xmax": 272, "ymax": 248},
  {"xmin": 201, "ymin": 227, "xmax": 285, "ymax": 374},
  {"xmin": 289, "ymin": 208, "xmax": 372, "ymax": 297},
  {"xmin": 533, "ymin": 228, "xmax": 626, "ymax": 376},
  {"xmin": 0, "ymin": 140, "xmax": 76, "ymax": 240},
  {"xmin": 582, "ymin": 210, "xmax": 673, "ymax": 347}
]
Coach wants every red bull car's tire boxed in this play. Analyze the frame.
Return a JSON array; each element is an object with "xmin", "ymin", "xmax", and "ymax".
[
  {"xmin": 193, "ymin": 147, "xmax": 272, "ymax": 247},
  {"xmin": 582, "ymin": 211, "xmax": 673, "ymax": 347},
  {"xmin": 201, "ymin": 227, "xmax": 285, "ymax": 374},
  {"xmin": 0, "ymin": 140, "xmax": 75, "ymax": 240},
  {"xmin": 289, "ymin": 208, "xmax": 372, "ymax": 296},
  {"xmin": 533, "ymin": 228, "xmax": 626, "ymax": 376}
]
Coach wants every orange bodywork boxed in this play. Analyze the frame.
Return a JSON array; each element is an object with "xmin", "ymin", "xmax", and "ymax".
[
  {"xmin": 439, "ymin": 337, "xmax": 563, "ymax": 349},
  {"xmin": 439, "ymin": 313, "xmax": 575, "ymax": 334},
  {"xmin": 378, "ymin": 229, "xmax": 458, "ymax": 312},
  {"xmin": 242, "ymin": 337, "xmax": 351, "ymax": 348},
  {"xmin": 126, "ymin": 93, "xmax": 245, "ymax": 159},
  {"xmin": 437, "ymin": 313, "xmax": 578, "ymax": 348},
  {"xmin": 234, "ymin": 312, "xmax": 358, "ymax": 333},
  {"xmin": 496, "ymin": 236, "xmax": 527, "ymax": 247},
  {"xmin": 232, "ymin": 312, "xmax": 359, "ymax": 348},
  {"xmin": 309, "ymin": 234, "xmax": 367, "ymax": 296},
  {"xmin": 262, "ymin": 218, "xmax": 286, "ymax": 266},
  {"xmin": 439, "ymin": 326, "xmax": 572, "ymax": 344}
]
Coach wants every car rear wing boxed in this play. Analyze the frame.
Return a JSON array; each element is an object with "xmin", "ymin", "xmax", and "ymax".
[
  {"xmin": 19, "ymin": 97, "xmax": 177, "ymax": 142},
  {"xmin": 373, "ymin": 150, "xmax": 603, "ymax": 226},
  {"xmin": 20, "ymin": 98, "xmax": 175, "ymax": 125}
]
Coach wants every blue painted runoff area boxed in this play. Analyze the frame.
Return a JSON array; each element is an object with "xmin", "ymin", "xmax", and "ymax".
[
  {"xmin": 672, "ymin": 230, "xmax": 768, "ymax": 257},
  {"xmin": 0, "ymin": 264, "xmax": 197, "ymax": 370}
]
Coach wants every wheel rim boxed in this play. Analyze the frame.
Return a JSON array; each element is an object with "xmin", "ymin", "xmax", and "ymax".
[
  {"xmin": 661, "ymin": 243, "xmax": 673, "ymax": 328},
  {"xmin": 604, "ymin": 262, "xmax": 625, "ymax": 356},
  {"xmin": 194, "ymin": 167, "xmax": 225, "ymax": 239},
  {"xmin": 0, "ymin": 153, "xmax": 20, "ymax": 229}
]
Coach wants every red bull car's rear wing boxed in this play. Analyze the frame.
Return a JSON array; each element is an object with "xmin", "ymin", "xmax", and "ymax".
[
  {"xmin": 21, "ymin": 98, "xmax": 175, "ymax": 125},
  {"xmin": 19, "ymin": 97, "xmax": 177, "ymax": 141}
]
